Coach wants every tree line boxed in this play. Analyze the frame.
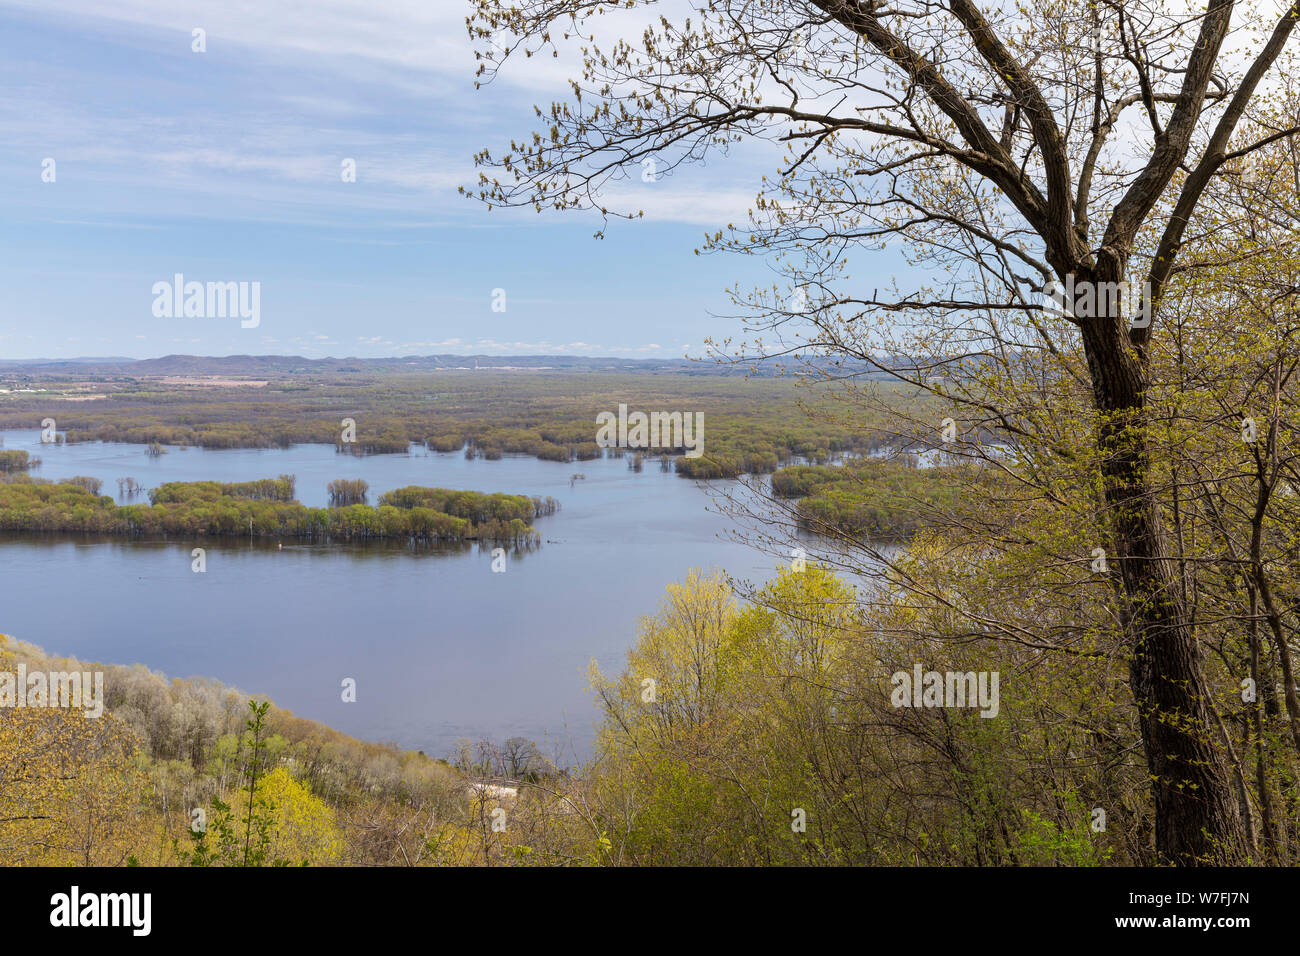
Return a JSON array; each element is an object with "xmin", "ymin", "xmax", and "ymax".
[{"xmin": 0, "ymin": 476, "xmax": 549, "ymax": 544}]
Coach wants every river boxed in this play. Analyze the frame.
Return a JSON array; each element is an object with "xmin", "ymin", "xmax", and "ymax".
[{"xmin": 0, "ymin": 430, "xmax": 798, "ymax": 760}]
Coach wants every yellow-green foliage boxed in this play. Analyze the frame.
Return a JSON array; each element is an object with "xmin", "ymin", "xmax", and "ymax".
[
  {"xmin": 582, "ymin": 565, "xmax": 1143, "ymax": 865},
  {"xmin": 241, "ymin": 767, "xmax": 344, "ymax": 866}
]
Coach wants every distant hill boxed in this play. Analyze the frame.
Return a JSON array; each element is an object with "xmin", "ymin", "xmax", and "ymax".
[
  {"xmin": 0, "ymin": 353, "xmax": 906, "ymax": 379},
  {"xmin": 0, "ymin": 357, "xmax": 135, "ymax": 367}
]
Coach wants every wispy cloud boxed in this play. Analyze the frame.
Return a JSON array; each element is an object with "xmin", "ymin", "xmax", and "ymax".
[{"xmin": 0, "ymin": 0, "xmax": 773, "ymax": 360}]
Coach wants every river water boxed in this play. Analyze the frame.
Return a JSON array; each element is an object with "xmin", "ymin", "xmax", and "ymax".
[{"xmin": 0, "ymin": 430, "xmax": 798, "ymax": 759}]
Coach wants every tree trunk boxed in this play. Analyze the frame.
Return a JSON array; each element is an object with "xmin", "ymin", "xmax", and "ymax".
[{"xmin": 1078, "ymin": 265, "xmax": 1249, "ymax": 864}]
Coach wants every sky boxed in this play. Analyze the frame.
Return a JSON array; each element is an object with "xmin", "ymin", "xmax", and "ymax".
[{"xmin": 0, "ymin": 0, "xmax": 800, "ymax": 361}]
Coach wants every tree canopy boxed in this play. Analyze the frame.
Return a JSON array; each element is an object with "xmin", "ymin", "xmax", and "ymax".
[{"xmin": 469, "ymin": 0, "xmax": 1300, "ymax": 863}]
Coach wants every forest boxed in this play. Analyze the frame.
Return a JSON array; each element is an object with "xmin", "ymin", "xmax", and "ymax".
[{"xmin": 0, "ymin": 474, "xmax": 555, "ymax": 545}]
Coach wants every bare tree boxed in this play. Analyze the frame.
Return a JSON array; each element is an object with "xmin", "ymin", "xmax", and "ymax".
[{"xmin": 469, "ymin": 0, "xmax": 1300, "ymax": 862}]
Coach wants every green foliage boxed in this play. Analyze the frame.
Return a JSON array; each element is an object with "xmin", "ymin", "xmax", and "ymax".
[
  {"xmin": 151, "ymin": 475, "xmax": 296, "ymax": 503},
  {"xmin": 582, "ymin": 566, "xmax": 1141, "ymax": 865},
  {"xmin": 0, "ymin": 478, "xmax": 545, "ymax": 543},
  {"xmin": 771, "ymin": 457, "xmax": 968, "ymax": 537},
  {"xmin": 179, "ymin": 701, "xmax": 294, "ymax": 867},
  {"xmin": 380, "ymin": 486, "xmax": 558, "ymax": 521},
  {"xmin": 0, "ymin": 449, "xmax": 36, "ymax": 472},
  {"xmin": 1016, "ymin": 796, "xmax": 1114, "ymax": 867}
]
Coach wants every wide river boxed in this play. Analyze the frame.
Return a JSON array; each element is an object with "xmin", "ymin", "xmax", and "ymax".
[{"xmin": 0, "ymin": 429, "xmax": 800, "ymax": 760}]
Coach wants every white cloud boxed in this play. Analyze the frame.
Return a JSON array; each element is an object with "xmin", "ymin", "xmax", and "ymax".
[
  {"xmin": 596, "ymin": 186, "xmax": 759, "ymax": 228},
  {"xmin": 0, "ymin": 0, "xmax": 566, "ymax": 86}
]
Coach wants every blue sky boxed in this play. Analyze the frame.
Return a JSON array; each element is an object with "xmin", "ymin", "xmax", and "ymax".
[{"xmin": 0, "ymin": 0, "xmax": 802, "ymax": 360}]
